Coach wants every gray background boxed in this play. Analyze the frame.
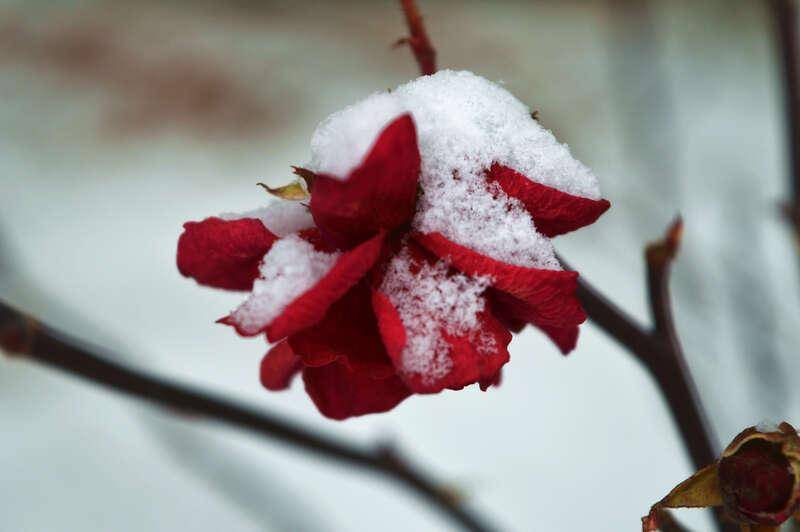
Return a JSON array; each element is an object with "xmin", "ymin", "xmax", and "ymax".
[{"xmin": 1, "ymin": 1, "xmax": 798, "ymax": 530}]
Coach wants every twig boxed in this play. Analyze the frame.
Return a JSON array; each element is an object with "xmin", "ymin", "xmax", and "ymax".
[
  {"xmin": 772, "ymin": 0, "xmax": 800, "ymax": 241},
  {"xmin": 571, "ymin": 218, "xmax": 738, "ymax": 532},
  {"xmin": 396, "ymin": 0, "xmax": 437, "ymax": 76},
  {"xmin": 0, "ymin": 299, "xmax": 494, "ymax": 532}
]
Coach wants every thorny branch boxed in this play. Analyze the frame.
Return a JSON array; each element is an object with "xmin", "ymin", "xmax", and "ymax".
[
  {"xmin": 0, "ymin": 299, "xmax": 494, "ymax": 532},
  {"xmin": 396, "ymin": 0, "xmax": 437, "ymax": 76}
]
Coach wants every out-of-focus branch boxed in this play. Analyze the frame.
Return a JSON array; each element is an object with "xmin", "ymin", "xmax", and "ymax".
[
  {"xmin": 0, "ymin": 299, "xmax": 494, "ymax": 532},
  {"xmin": 772, "ymin": 1, "xmax": 800, "ymax": 243},
  {"xmin": 571, "ymin": 219, "xmax": 717, "ymax": 468},
  {"xmin": 396, "ymin": 0, "xmax": 437, "ymax": 76},
  {"xmin": 571, "ymin": 218, "xmax": 738, "ymax": 532}
]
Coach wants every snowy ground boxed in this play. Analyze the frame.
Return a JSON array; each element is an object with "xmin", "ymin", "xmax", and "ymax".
[{"xmin": 2, "ymin": 1, "xmax": 799, "ymax": 531}]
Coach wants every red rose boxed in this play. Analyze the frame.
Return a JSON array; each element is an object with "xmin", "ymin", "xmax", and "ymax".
[{"xmin": 177, "ymin": 73, "xmax": 609, "ymax": 420}]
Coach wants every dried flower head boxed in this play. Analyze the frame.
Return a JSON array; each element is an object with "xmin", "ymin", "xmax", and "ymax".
[{"xmin": 643, "ymin": 422, "xmax": 800, "ymax": 531}]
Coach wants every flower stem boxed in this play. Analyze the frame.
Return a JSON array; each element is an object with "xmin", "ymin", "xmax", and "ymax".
[{"xmin": 396, "ymin": 0, "xmax": 437, "ymax": 76}]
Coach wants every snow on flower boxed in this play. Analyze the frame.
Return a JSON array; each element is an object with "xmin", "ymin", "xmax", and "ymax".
[
  {"xmin": 380, "ymin": 245, "xmax": 494, "ymax": 388},
  {"xmin": 177, "ymin": 70, "xmax": 610, "ymax": 420},
  {"xmin": 227, "ymin": 235, "xmax": 341, "ymax": 336}
]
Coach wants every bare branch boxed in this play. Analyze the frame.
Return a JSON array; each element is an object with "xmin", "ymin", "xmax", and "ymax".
[
  {"xmin": 772, "ymin": 0, "xmax": 800, "ymax": 242},
  {"xmin": 396, "ymin": 0, "xmax": 437, "ymax": 76},
  {"xmin": 645, "ymin": 216, "xmax": 683, "ymax": 338},
  {"xmin": 572, "ymin": 219, "xmax": 737, "ymax": 532},
  {"xmin": 0, "ymin": 299, "xmax": 495, "ymax": 532}
]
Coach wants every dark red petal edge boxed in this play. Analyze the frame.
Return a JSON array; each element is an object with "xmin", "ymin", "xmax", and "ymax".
[
  {"xmin": 303, "ymin": 362, "xmax": 411, "ymax": 420},
  {"xmin": 413, "ymin": 231, "xmax": 586, "ymax": 332},
  {"xmin": 372, "ymin": 289, "xmax": 511, "ymax": 394},
  {"xmin": 486, "ymin": 164, "xmax": 610, "ymax": 237},
  {"xmin": 259, "ymin": 341, "xmax": 302, "ymax": 391},
  {"xmin": 488, "ymin": 288, "xmax": 579, "ymax": 354},
  {"xmin": 535, "ymin": 323, "xmax": 579, "ymax": 355},
  {"xmin": 177, "ymin": 217, "xmax": 278, "ymax": 291},
  {"xmin": 479, "ymin": 369, "xmax": 503, "ymax": 391},
  {"xmin": 310, "ymin": 114, "xmax": 421, "ymax": 248}
]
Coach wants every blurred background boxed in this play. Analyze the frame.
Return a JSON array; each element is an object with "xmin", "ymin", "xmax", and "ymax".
[{"xmin": 1, "ymin": 0, "xmax": 799, "ymax": 530}]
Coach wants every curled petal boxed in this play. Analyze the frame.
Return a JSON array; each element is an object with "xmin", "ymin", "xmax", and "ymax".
[
  {"xmin": 177, "ymin": 217, "xmax": 277, "ymax": 290},
  {"xmin": 310, "ymin": 114, "xmax": 421, "ymax": 248},
  {"xmin": 486, "ymin": 164, "xmax": 610, "ymax": 237},
  {"xmin": 488, "ymin": 289, "xmax": 579, "ymax": 354},
  {"xmin": 414, "ymin": 231, "xmax": 586, "ymax": 331},
  {"xmin": 303, "ymin": 362, "xmax": 411, "ymax": 420},
  {"xmin": 288, "ymin": 282, "xmax": 396, "ymax": 379},
  {"xmin": 372, "ymin": 289, "xmax": 511, "ymax": 394},
  {"xmin": 259, "ymin": 341, "xmax": 301, "ymax": 391},
  {"xmin": 224, "ymin": 231, "xmax": 386, "ymax": 341}
]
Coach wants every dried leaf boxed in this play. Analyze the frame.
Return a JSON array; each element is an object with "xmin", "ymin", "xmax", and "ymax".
[
  {"xmin": 642, "ymin": 462, "xmax": 722, "ymax": 531},
  {"xmin": 257, "ymin": 180, "xmax": 308, "ymax": 201}
]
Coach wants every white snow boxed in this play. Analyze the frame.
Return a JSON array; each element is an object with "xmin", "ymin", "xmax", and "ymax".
[
  {"xmin": 221, "ymin": 201, "xmax": 315, "ymax": 237},
  {"xmin": 230, "ymin": 234, "xmax": 339, "ymax": 334},
  {"xmin": 381, "ymin": 247, "xmax": 493, "ymax": 384},
  {"xmin": 306, "ymin": 70, "xmax": 599, "ymax": 269},
  {"xmin": 308, "ymin": 92, "xmax": 405, "ymax": 179},
  {"xmin": 415, "ymin": 177, "xmax": 561, "ymax": 269}
]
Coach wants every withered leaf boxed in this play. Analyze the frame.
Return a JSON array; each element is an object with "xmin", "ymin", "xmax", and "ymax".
[
  {"xmin": 257, "ymin": 180, "xmax": 308, "ymax": 201},
  {"xmin": 642, "ymin": 462, "xmax": 723, "ymax": 531}
]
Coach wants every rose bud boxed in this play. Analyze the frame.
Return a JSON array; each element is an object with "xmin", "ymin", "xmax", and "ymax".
[
  {"xmin": 643, "ymin": 421, "xmax": 800, "ymax": 531},
  {"xmin": 717, "ymin": 422, "xmax": 800, "ymax": 527}
]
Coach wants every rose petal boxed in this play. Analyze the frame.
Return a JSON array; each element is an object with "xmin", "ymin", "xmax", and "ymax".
[
  {"xmin": 288, "ymin": 281, "xmax": 396, "ymax": 379},
  {"xmin": 372, "ymin": 288, "xmax": 511, "ymax": 394},
  {"xmin": 486, "ymin": 164, "xmax": 610, "ymax": 237},
  {"xmin": 223, "ymin": 231, "xmax": 386, "ymax": 341},
  {"xmin": 177, "ymin": 217, "xmax": 277, "ymax": 290},
  {"xmin": 536, "ymin": 324, "xmax": 579, "ymax": 355},
  {"xmin": 487, "ymin": 288, "xmax": 579, "ymax": 354},
  {"xmin": 487, "ymin": 288, "xmax": 529, "ymax": 333},
  {"xmin": 479, "ymin": 369, "xmax": 503, "ymax": 391},
  {"xmin": 303, "ymin": 362, "xmax": 411, "ymax": 420},
  {"xmin": 310, "ymin": 114, "xmax": 421, "ymax": 248},
  {"xmin": 259, "ymin": 341, "xmax": 302, "ymax": 391},
  {"xmin": 414, "ymin": 231, "xmax": 586, "ymax": 331}
]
